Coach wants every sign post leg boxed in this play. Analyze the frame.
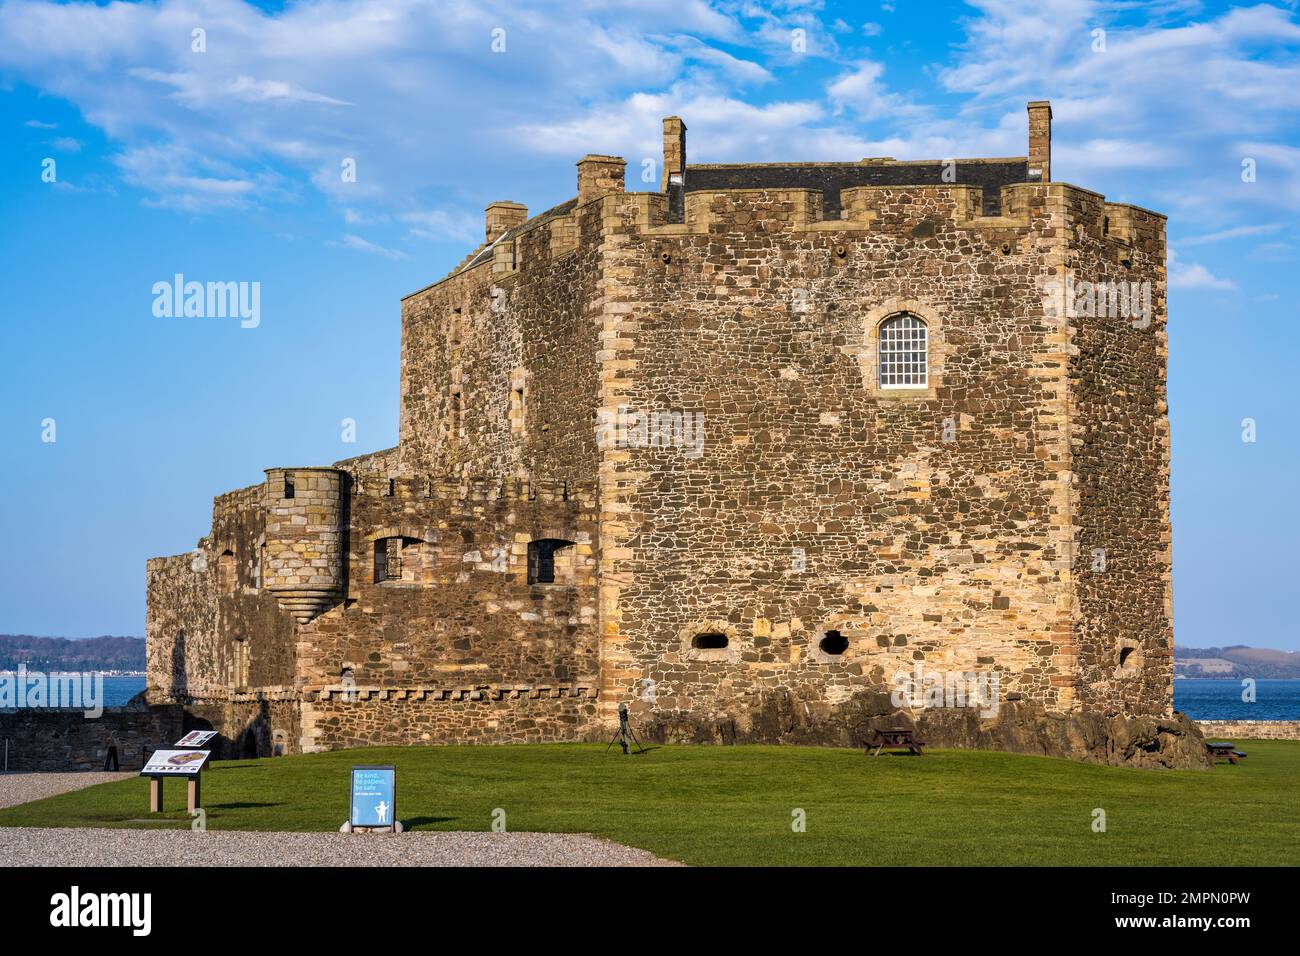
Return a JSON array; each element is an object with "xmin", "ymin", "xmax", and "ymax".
[
  {"xmin": 149, "ymin": 776, "xmax": 164, "ymax": 813},
  {"xmin": 188, "ymin": 773, "xmax": 201, "ymax": 815}
]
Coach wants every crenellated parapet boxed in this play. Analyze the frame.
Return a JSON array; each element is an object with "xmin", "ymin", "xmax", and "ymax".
[
  {"xmin": 311, "ymin": 683, "xmax": 599, "ymax": 702},
  {"xmin": 337, "ymin": 472, "xmax": 597, "ymax": 505},
  {"xmin": 412, "ymin": 171, "xmax": 1163, "ymax": 298}
]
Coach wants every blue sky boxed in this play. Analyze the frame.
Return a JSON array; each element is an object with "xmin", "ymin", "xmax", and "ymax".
[{"xmin": 1, "ymin": 0, "xmax": 1297, "ymax": 649}]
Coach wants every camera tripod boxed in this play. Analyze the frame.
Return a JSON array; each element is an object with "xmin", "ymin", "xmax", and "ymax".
[{"xmin": 605, "ymin": 702, "xmax": 646, "ymax": 755}]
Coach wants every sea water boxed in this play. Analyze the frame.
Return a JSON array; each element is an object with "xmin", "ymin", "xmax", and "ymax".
[{"xmin": 1174, "ymin": 678, "xmax": 1300, "ymax": 720}]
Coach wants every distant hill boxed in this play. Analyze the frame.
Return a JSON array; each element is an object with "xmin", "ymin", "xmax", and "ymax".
[
  {"xmin": 0, "ymin": 635, "xmax": 145, "ymax": 672},
  {"xmin": 1175, "ymin": 644, "xmax": 1300, "ymax": 679}
]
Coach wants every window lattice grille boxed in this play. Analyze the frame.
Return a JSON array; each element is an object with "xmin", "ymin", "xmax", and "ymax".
[
  {"xmin": 376, "ymin": 537, "xmax": 406, "ymax": 583},
  {"xmin": 385, "ymin": 537, "xmax": 402, "ymax": 581},
  {"xmin": 879, "ymin": 314, "xmax": 928, "ymax": 388}
]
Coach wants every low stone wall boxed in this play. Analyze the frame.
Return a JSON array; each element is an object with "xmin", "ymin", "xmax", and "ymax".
[
  {"xmin": 302, "ymin": 692, "xmax": 601, "ymax": 751},
  {"xmin": 1197, "ymin": 720, "xmax": 1300, "ymax": 741},
  {"xmin": 0, "ymin": 701, "xmax": 184, "ymax": 772}
]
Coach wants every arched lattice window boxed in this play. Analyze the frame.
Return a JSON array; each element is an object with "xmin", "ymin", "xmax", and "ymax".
[{"xmin": 879, "ymin": 313, "xmax": 928, "ymax": 389}]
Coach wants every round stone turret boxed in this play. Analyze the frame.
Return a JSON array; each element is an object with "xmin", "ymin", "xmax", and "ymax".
[{"xmin": 263, "ymin": 467, "xmax": 345, "ymax": 625}]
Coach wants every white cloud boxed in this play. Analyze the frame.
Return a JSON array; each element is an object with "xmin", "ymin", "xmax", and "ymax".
[
  {"xmin": 1058, "ymin": 138, "xmax": 1178, "ymax": 170},
  {"xmin": 1181, "ymin": 223, "xmax": 1285, "ymax": 245},
  {"xmin": 334, "ymin": 233, "xmax": 409, "ymax": 261},
  {"xmin": 1233, "ymin": 141, "xmax": 1300, "ymax": 210},
  {"xmin": 0, "ymin": 0, "xmax": 782, "ymax": 219},
  {"xmin": 937, "ymin": 0, "xmax": 1300, "ymax": 217},
  {"xmin": 827, "ymin": 61, "xmax": 927, "ymax": 121},
  {"xmin": 516, "ymin": 88, "xmax": 827, "ymax": 164},
  {"xmin": 129, "ymin": 69, "xmax": 355, "ymax": 107},
  {"xmin": 0, "ymin": 0, "xmax": 1296, "ymax": 247},
  {"xmin": 1168, "ymin": 248, "xmax": 1237, "ymax": 290},
  {"xmin": 401, "ymin": 208, "xmax": 481, "ymax": 244},
  {"xmin": 669, "ymin": 36, "xmax": 773, "ymax": 86},
  {"xmin": 1169, "ymin": 262, "xmax": 1237, "ymax": 290},
  {"xmin": 112, "ymin": 143, "xmax": 262, "ymax": 212},
  {"xmin": 1252, "ymin": 241, "xmax": 1298, "ymax": 262}
]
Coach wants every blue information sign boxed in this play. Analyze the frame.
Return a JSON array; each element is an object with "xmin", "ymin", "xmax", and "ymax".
[{"xmin": 350, "ymin": 765, "xmax": 396, "ymax": 828}]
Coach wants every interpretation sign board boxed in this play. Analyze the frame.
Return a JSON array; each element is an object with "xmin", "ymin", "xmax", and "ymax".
[
  {"xmin": 174, "ymin": 730, "xmax": 218, "ymax": 748},
  {"xmin": 350, "ymin": 765, "xmax": 396, "ymax": 828},
  {"xmin": 140, "ymin": 749, "xmax": 211, "ymax": 776}
]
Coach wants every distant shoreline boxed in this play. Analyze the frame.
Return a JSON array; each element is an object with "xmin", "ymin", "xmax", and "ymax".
[
  {"xmin": 0, "ymin": 670, "xmax": 145, "ymax": 677},
  {"xmin": 1175, "ymin": 675, "xmax": 1300, "ymax": 680}
]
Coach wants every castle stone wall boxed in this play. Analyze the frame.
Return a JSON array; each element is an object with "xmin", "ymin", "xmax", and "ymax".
[
  {"xmin": 398, "ymin": 198, "xmax": 603, "ymax": 485},
  {"xmin": 1060, "ymin": 190, "xmax": 1172, "ymax": 715},
  {"xmin": 592, "ymin": 183, "xmax": 1079, "ymax": 739},
  {"xmin": 143, "ymin": 105, "xmax": 1186, "ymax": 765},
  {"xmin": 293, "ymin": 476, "xmax": 601, "ymax": 751},
  {"xmin": 211, "ymin": 483, "xmax": 299, "ymax": 690},
  {"xmin": 146, "ymin": 549, "xmax": 217, "ymax": 701},
  {"xmin": 181, "ymin": 697, "xmax": 301, "ymax": 759},
  {"xmin": 303, "ymin": 692, "xmax": 598, "ymax": 750}
]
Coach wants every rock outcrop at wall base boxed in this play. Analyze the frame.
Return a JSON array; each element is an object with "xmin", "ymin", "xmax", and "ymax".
[
  {"xmin": 914, "ymin": 703, "xmax": 1212, "ymax": 770},
  {"xmin": 636, "ymin": 690, "xmax": 1212, "ymax": 770}
]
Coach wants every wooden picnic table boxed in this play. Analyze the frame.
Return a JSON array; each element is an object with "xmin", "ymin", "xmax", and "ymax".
[
  {"xmin": 1206, "ymin": 741, "xmax": 1247, "ymax": 765},
  {"xmin": 866, "ymin": 727, "xmax": 925, "ymax": 757}
]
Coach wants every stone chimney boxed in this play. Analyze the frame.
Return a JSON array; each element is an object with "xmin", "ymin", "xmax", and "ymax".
[
  {"xmin": 661, "ymin": 116, "xmax": 687, "ymax": 191},
  {"xmin": 576, "ymin": 155, "xmax": 626, "ymax": 206},
  {"xmin": 485, "ymin": 201, "xmax": 528, "ymax": 243},
  {"xmin": 1028, "ymin": 100, "xmax": 1052, "ymax": 183}
]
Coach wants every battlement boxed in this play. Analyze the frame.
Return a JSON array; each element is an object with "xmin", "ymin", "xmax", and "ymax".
[
  {"xmin": 206, "ymin": 470, "xmax": 597, "ymax": 517},
  {"xmin": 621, "ymin": 179, "xmax": 1163, "ymax": 239},
  {"xmin": 342, "ymin": 473, "xmax": 596, "ymax": 504},
  {"xmin": 213, "ymin": 481, "xmax": 263, "ymax": 514},
  {"xmin": 428, "ymin": 187, "xmax": 1159, "ymax": 297},
  {"xmin": 310, "ymin": 682, "xmax": 599, "ymax": 702},
  {"xmin": 406, "ymin": 100, "xmax": 1172, "ymax": 297}
]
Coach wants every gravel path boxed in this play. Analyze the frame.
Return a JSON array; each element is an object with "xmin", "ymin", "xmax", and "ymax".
[
  {"xmin": 0, "ymin": 827, "xmax": 681, "ymax": 866},
  {"xmin": 0, "ymin": 772, "xmax": 132, "ymax": 809}
]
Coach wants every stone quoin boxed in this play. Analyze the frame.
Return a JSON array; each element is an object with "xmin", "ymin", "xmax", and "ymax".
[{"xmin": 146, "ymin": 102, "xmax": 1206, "ymax": 768}]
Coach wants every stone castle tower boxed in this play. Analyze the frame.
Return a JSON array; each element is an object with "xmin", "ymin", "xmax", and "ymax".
[{"xmin": 146, "ymin": 102, "xmax": 1206, "ymax": 767}]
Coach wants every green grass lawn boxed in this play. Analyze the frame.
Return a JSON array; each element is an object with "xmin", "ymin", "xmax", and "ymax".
[{"xmin": 2, "ymin": 742, "xmax": 1296, "ymax": 866}]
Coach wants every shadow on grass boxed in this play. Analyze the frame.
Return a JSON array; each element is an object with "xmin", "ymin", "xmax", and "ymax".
[
  {"xmin": 402, "ymin": 816, "xmax": 457, "ymax": 829},
  {"xmin": 122, "ymin": 818, "xmax": 196, "ymax": 826}
]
